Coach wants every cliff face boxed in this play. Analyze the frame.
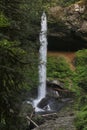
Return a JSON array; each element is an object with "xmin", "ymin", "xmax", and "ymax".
[{"xmin": 48, "ymin": 0, "xmax": 87, "ymax": 51}]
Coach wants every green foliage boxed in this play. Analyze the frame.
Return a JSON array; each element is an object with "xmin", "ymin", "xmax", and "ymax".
[
  {"xmin": 75, "ymin": 49, "xmax": 87, "ymax": 66},
  {"xmin": 74, "ymin": 49, "xmax": 87, "ymax": 91},
  {"xmin": 23, "ymin": 54, "xmax": 38, "ymax": 89},
  {"xmin": 74, "ymin": 49, "xmax": 87, "ymax": 130},
  {"xmin": 0, "ymin": 12, "xmax": 10, "ymax": 27},
  {"xmin": 56, "ymin": 0, "xmax": 80, "ymax": 6},
  {"xmin": 40, "ymin": 0, "xmax": 80, "ymax": 9},
  {"xmin": 0, "ymin": 39, "xmax": 26, "ymax": 127},
  {"xmin": 0, "ymin": 0, "xmax": 43, "ymax": 129},
  {"xmin": 47, "ymin": 56, "xmax": 75, "ymax": 90},
  {"xmin": 75, "ymin": 95, "xmax": 87, "ymax": 130},
  {"xmin": 76, "ymin": 66, "xmax": 87, "ymax": 90},
  {"xmin": 0, "ymin": 0, "xmax": 40, "ymax": 89},
  {"xmin": 47, "ymin": 56, "xmax": 73, "ymax": 79},
  {"xmin": 78, "ymin": 96, "xmax": 87, "ymax": 110},
  {"xmin": 75, "ymin": 106, "xmax": 87, "ymax": 130}
]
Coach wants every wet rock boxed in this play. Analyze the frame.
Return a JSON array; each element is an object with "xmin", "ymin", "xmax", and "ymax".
[
  {"xmin": 37, "ymin": 97, "xmax": 50, "ymax": 109},
  {"xmin": 47, "ymin": 79, "xmax": 64, "ymax": 88},
  {"xmin": 37, "ymin": 96, "xmax": 72, "ymax": 112}
]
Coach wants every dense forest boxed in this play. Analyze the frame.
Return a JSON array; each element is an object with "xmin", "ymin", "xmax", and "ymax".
[{"xmin": 0, "ymin": 0, "xmax": 87, "ymax": 130}]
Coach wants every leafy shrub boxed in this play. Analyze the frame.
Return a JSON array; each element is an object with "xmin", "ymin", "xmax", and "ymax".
[
  {"xmin": 74, "ymin": 49, "xmax": 87, "ymax": 67},
  {"xmin": 47, "ymin": 56, "xmax": 73, "ymax": 79},
  {"xmin": 74, "ymin": 49, "xmax": 87, "ymax": 91},
  {"xmin": 0, "ymin": 12, "xmax": 10, "ymax": 27},
  {"xmin": 75, "ymin": 106, "xmax": 87, "ymax": 130},
  {"xmin": 0, "ymin": 39, "xmax": 26, "ymax": 129},
  {"xmin": 74, "ymin": 49, "xmax": 87, "ymax": 130},
  {"xmin": 78, "ymin": 96, "xmax": 87, "ymax": 110}
]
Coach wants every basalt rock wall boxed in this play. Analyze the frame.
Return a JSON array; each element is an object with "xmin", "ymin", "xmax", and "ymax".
[{"xmin": 47, "ymin": 0, "xmax": 87, "ymax": 51}]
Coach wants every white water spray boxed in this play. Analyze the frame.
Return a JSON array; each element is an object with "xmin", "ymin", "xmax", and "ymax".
[{"xmin": 33, "ymin": 12, "xmax": 48, "ymax": 111}]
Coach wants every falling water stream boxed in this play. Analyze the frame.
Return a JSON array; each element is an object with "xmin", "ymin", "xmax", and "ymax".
[
  {"xmin": 33, "ymin": 12, "xmax": 48, "ymax": 112},
  {"xmin": 26, "ymin": 12, "xmax": 73, "ymax": 113}
]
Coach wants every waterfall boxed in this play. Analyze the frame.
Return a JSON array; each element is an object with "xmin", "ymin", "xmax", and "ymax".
[
  {"xmin": 33, "ymin": 12, "xmax": 48, "ymax": 112},
  {"xmin": 38, "ymin": 12, "xmax": 47, "ymax": 99}
]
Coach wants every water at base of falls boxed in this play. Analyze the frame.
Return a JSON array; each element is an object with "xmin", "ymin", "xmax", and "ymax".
[
  {"xmin": 33, "ymin": 98, "xmax": 51, "ymax": 112},
  {"xmin": 33, "ymin": 98, "xmax": 45, "ymax": 112}
]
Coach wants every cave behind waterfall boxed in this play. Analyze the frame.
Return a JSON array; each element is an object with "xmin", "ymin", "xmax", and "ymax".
[{"xmin": 48, "ymin": 36, "xmax": 87, "ymax": 51}]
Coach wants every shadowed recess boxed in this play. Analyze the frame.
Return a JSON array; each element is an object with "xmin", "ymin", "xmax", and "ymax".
[{"xmin": 48, "ymin": 36, "xmax": 87, "ymax": 51}]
